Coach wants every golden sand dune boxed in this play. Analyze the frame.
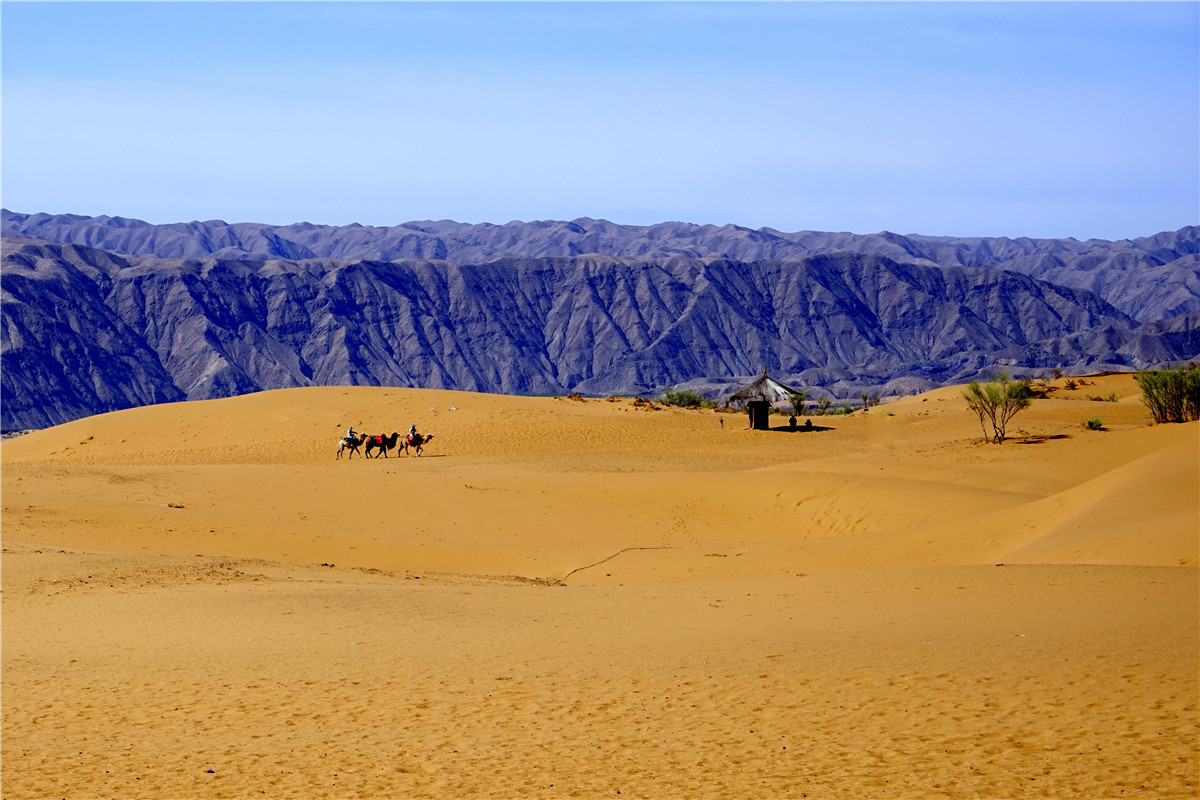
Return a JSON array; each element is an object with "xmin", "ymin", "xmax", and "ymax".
[{"xmin": 2, "ymin": 374, "xmax": 1197, "ymax": 798}]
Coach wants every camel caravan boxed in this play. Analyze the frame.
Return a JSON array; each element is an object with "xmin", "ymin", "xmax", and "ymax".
[{"xmin": 337, "ymin": 428, "xmax": 435, "ymax": 460}]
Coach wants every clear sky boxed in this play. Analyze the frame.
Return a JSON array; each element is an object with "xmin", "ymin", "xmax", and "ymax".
[{"xmin": 2, "ymin": 1, "xmax": 1197, "ymax": 240}]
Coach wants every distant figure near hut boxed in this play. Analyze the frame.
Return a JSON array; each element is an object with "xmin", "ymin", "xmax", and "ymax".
[{"xmin": 728, "ymin": 369, "xmax": 805, "ymax": 431}]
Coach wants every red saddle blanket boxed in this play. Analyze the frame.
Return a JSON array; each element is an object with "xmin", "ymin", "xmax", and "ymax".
[{"xmin": 372, "ymin": 435, "xmax": 384, "ymax": 445}]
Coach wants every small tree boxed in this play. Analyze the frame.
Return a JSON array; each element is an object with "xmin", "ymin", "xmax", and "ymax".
[
  {"xmin": 963, "ymin": 373, "xmax": 1032, "ymax": 443},
  {"xmin": 1136, "ymin": 364, "xmax": 1200, "ymax": 423},
  {"xmin": 860, "ymin": 392, "xmax": 881, "ymax": 408},
  {"xmin": 788, "ymin": 390, "xmax": 808, "ymax": 416},
  {"xmin": 816, "ymin": 396, "xmax": 833, "ymax": 415}
]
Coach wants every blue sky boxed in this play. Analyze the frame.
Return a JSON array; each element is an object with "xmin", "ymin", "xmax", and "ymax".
[{"xmin": 3, "ymin": 1, "xmax": 1197, "ymax": 239}]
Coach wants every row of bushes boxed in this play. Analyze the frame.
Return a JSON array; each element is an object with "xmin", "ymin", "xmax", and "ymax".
[{"xmin": 658, "ymin": 386, "xmax": 878, "ymax": 414}]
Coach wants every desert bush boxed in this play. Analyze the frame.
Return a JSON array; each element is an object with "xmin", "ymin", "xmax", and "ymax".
[
  {"xmin": 816, "ymin": 396, "xmax": 833, "ymax": 415},
  {"xmin": 963, "ymin": 373, "xmax": 1032, "ymax": 444},
  {"xmin": 1084, "ymin": 418, "xmax": 1104, "ymax": 430},
  {"xmin": 660, "ymin": 387, "xmax": 712, "ymax": 408},
  {"xmin": 1034, "ymin": 369, "xmax": 1059, "ymax": 394},
  {"xmin": 1064, "ymin": 379, "xmax": 1078, "ymax": 390},
  {"xmin": 860, "ymin": 392, "xmax": 881, "ymax": 408},
  {"xmin": 1136, "ymin": 364, "xmax": 1200, "ymax": 423},
  {"xmin": 1018, "ymin": 377, "xmax": 1050, "ymax": 399}
]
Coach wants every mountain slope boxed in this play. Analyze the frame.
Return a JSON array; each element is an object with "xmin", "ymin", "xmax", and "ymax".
[
  {"xmin": 1, "ymin": 242, "xmax": 184, "ymax": 429},
  {"xmin": 4, "ymin": 210, "xmax": 1196, "ymax": 322}
]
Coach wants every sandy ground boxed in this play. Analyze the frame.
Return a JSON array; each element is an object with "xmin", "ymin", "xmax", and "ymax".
[{"xmin": 2, "ymin": 373, "xmax": 1196, "ymax": 799}]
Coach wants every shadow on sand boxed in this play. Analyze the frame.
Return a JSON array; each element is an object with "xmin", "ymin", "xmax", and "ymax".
[
  {"xmin": 1011, "ymin": 433, "xmax": 1072, "ymax": 445},
  {"xmin": 767, "ymin": 423, "xmax": 834, "ymax": 433}
]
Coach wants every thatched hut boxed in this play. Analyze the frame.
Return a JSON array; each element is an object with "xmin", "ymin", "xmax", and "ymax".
[{"xmin": 727, "ymin": 369, "xmax": 803, "ymax": 430}]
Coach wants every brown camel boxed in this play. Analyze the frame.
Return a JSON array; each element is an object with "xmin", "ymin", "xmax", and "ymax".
[{"xmin": 364, "ymin": 432, "xmax": 401, "ymax": 458}]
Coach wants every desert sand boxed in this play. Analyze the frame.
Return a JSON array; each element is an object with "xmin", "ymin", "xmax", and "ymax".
[{"xmin": 2, "ymin": 373, "xmax": 1196, "ymax": 799}]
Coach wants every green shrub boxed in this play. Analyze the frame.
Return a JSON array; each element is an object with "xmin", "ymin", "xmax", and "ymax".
[
  {"xmin": 660, "ymin": 387, "xmax": 713, "ymax": 408},
  {"xmin": 1084, "ymin": 418, "xmax": 1104, "ymax": 431},
  {"xmin": 963, "ymin": 373, "xmax": 1032, "ymax": 444},
  {"xmin": 816, "ymin": 396, "xmax": 833, "ymax": 415},
  {"xmin": 1136, "ymin": 364, "xmax": 1200, "ymax": 423}
]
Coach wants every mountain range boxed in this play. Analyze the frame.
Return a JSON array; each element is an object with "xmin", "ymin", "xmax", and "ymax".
[{"xmin": 3, "ymin": 210, "xmax": 1198, "ymax": 431}]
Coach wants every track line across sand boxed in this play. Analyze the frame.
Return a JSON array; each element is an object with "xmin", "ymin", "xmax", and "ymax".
[{"xmin": 560, "ymin": 546, "xmax": 679, "ymax": 581}]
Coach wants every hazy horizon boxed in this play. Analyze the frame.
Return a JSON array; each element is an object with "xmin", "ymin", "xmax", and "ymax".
[{"xmin": 2, "ymin": 206, "xmax": 1193, "ymax": 244}]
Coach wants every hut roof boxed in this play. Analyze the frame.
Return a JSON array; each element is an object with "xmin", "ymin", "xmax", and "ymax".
[{"xmin": 727, "ymin": 369, "xmax": 803, "ymax": 403}]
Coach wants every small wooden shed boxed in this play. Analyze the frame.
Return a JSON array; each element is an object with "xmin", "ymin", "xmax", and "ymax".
[{"xmin": 727, "ymin": 369, "xmax": 803, "ymax": 430}]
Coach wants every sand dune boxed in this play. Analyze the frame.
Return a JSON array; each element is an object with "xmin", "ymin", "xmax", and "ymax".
[{"xmin": 3, "ymin": 374, "xmax": 1197, "ymax": 798}]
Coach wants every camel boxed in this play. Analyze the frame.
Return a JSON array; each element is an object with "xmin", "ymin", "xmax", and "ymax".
[
  {"xmin": 336, "ymin": 432, "xmax": 367, "ymax": 460},
  {"xmin": 364, "ymin": 432, "xmax": 401, "ymax": 458},
  {"xmin": 401, "ymin": 432, "xmax": 435, "ymax": 456}
]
